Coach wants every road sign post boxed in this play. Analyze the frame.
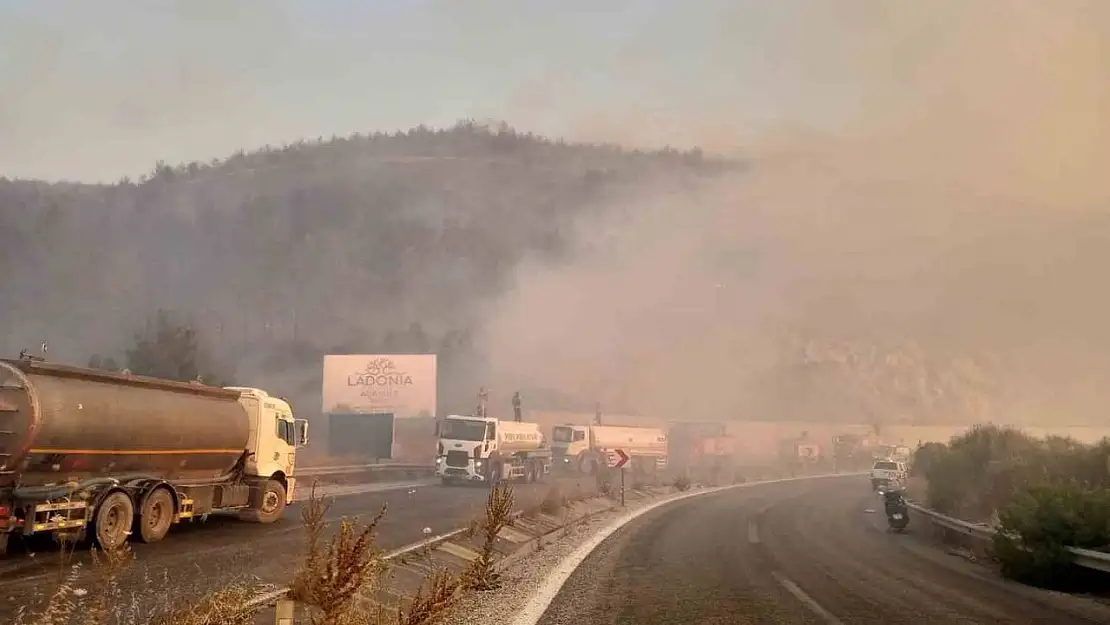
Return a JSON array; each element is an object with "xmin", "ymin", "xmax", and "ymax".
[{"xmin": 609, "ymin": 449, "xmax": 629, "ymax": 507}]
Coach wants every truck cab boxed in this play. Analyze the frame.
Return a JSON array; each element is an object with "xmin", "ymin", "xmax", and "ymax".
[
  {"xmin": 435, "ymin": 414, "xmax": 549, "ymax": 485},
  {"xmin": 551, "ymin": 424, "xmax": 667, "ymax": 475},
  {"xmin": 551, "ymin": 424, "xmax": 589, "ymax": 469},
  {"xmin": 226, "ymin": 387, "xmax": 309, "ymax": 504}
]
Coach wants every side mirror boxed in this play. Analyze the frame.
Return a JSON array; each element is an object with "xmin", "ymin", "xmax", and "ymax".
[{"xmin": 295, "ymin": 419, "xmax": 310, "ymax": 447}]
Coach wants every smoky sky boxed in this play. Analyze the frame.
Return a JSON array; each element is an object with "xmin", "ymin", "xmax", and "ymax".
[
  {"xmin": 481, "ymin": 0, "xmax": 1110, "ymax": 424},
  {"xmin": 3, "ymin": 1, "xmax": 1109, "ymax": 424}
]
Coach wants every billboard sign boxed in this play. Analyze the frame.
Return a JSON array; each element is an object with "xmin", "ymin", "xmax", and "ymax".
[{"xmin": 322, "ymin": 354, "xmax": 437, "ymax": 418}]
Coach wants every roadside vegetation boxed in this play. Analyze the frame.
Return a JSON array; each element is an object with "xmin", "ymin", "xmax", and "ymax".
[
  {"xmin": 14, "ymin": 480, "xmax": 600, "ymax": 625},
  {"xmin": 914, "ymin": 424, "xmax": 1110, "ymax": 586}
]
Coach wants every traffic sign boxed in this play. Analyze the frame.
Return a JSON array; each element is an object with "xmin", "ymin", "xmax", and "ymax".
[{"xmin": 609, "ymin": 448, "xmax": 630, "ymax": 469}]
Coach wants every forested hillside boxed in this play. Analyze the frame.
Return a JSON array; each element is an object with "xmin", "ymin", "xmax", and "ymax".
[{"xmin": 0, "ymin": 121, "xmax": 731, "ymax": 414}]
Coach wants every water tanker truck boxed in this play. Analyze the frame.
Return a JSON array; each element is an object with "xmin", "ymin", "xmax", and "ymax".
[
  {"xmin": 435, "ymin": 414, "xmax": 551, "ymax": 485},
  {"xmin": 551, "ymin": 424, "xmax": 667, "ymax": 476},
  {"xmin": 0, "ymin": 357, "xmax": 308, "ymax": 555}
]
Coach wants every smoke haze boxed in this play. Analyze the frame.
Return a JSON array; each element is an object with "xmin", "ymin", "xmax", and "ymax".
[
  {"xmin": 2, "ymin": 1, "xmax": 1109, "ymax": 426},
  {"xmin": 483, "ymin": 0, "xmax": 1110, "ymax": 423}
]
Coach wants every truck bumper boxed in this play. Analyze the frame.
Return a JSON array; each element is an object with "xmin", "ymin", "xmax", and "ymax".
[
  {"xmin": 435, "ymin": 458, "xmax": 487, "ymax": 482},
  {"xmin": 552, "ymin": 454, "xmax": 574, "ymax": 472}
]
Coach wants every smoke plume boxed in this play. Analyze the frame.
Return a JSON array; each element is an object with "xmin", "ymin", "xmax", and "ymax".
[{"xmin": 482, "ymin": 0, "xmax": 1110, "ymax": 424}]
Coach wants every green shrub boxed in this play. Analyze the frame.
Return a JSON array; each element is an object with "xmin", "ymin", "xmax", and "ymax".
[
  {"xmin": 917, "ymin": 425, "xmax": 1110, "ymax": 586},
  {"xmin": 910, "ymin": 441, "xmax": 947, "ymax": 478},
  {"xmin": 994, "ymin": 483, "xmax": 1110, "ymax": 587}
]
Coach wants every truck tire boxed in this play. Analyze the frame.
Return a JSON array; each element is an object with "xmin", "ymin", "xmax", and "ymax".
[
  {"xmin": 579, "ymin": 454, "xmax": 597, "ymax": 475},
  {"xmin": 242, "ymin": 480, "xmax": 287, "ymax": 524},
  {"xmin": 94, "ymin": 491, "xmax": 135, "ymax": 551},
  {"xmin": 138, "ymin": 487, "xmax": 175, "ymax": 544}
]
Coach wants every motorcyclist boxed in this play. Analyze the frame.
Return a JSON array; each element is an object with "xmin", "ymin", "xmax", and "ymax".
[{"xmin": 883, "ymin": 483, "xmax": 908, "ymax": 517}]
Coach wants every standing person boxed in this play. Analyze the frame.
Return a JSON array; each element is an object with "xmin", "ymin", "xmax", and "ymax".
[
  {"xmin": 477, "ymin": 386, "xmax": 489, "ymax": 418},
  {"xmin": 512, "ymin": 391, "xmax": 522, "ymax": 422}
]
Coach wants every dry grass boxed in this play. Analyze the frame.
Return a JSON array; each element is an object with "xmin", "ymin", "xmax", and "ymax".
[
  {"xmin": 12, "ymin": 540, "xmax": 263, "ymax": 625},
  {"xmin": 146, "ymin": 585, "xmax": 261, "ymax": 625},
  {"xmin": 459, "ymin": 484, "xmax": 514, "ymax": 592},
  {"xmin": 672, "ymin": 474, "xmax": 692, "ymax": 492},
  {"xmin": 394, "ymin": 567, "xmax": 460, "ymax": 625},
  {"xmin": 538, "ymin": 483, "xmax": 566, "ymax": 516},
  {"xmin": 290, "ymin": 482, "xmax": 388, "ymax": 625}
]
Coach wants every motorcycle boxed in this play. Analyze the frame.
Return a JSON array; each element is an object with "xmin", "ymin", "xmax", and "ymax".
[{"xmin": 883, "ymin": 490, "xmax": 910, "ymax": 531}]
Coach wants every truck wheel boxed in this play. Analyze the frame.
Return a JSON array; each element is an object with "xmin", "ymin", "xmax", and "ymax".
[
  {"xmin": 95, "ymin": 491, "xmax": 135, "ymax": 551},
  {"xmin": 242, "ymin": 480, "xmax": 287, "ymax": 524},
  {"xmin": 579, "ymin": 455, "xmax": 597, "ymax": 475},
  {"xmin": 138, "ymin": 487, "xmax": 175, "ymax": 544}
]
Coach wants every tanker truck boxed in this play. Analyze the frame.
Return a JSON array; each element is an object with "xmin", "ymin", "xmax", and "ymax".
[
  {"xmin": 435, "ymin": 414, "xmax": 551, "ymax": 486},
  {"xmin": 0, "ymin": 357, "xmax": 308, "ymax": 555},
  {"xmin": 550, "ymin": 424, "xmax": 667, "ymax": 476}
]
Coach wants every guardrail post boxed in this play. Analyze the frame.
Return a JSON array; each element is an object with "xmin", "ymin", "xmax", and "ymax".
[{"xmin": 274, "ymin": 597, "xmax": 295, "ymax": 625}]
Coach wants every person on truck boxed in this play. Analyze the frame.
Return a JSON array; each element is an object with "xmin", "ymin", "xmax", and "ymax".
[{"xmin": 477, "ymin": 387, "xmax": 489, "ymax": 418}]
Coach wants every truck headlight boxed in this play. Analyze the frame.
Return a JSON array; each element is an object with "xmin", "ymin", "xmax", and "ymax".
[
  {"xmin": 435, "ymin": 457, "xmax": 443, "ymax": 465},
  {"xmin": 475, "ymin": 460, "xmax": 483, "ymax": 468}
]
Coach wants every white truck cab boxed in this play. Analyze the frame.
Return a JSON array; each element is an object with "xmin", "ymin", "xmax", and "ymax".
[
  {"xmin": 226, "ymin": 387, "xmax": 309, "ymax": 504},
  {"xmin": 435, "ymin": 414, "xmax": 550, "ymax": 485}
]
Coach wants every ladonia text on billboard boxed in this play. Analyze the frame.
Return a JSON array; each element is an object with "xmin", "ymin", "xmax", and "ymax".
[{"xmin": 322, "ymin": 354, "xmax": 437, "ymax": 418}]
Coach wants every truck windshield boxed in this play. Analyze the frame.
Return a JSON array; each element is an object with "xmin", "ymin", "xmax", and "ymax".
[
  {"xmin": 441, "ymin": 419, "xmax": 486, "ymax": 441},
  {"xmin": 552, "ymin": 426, "xmax": 573, "ymax": 443},
  {"xmin": 874, "ymin": 461, "xmax": 898, "ymax": 470}
]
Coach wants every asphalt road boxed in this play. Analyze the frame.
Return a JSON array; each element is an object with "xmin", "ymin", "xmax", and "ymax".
[
  {"xmin": 537, "ymin": 476, "xmax": 1110, "ymax": 625},
  {"xmin": 2, "ymin": 476, "xmax": 593, "ymax": 619}
]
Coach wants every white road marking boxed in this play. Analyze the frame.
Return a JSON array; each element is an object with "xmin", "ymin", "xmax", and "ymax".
[
  {"xmin": 748, "ymin": 519, "xmax": 760, "ymax": 544},
  {"xmin": 511, "ymin": 473, "xmax": 860, "ymax": 625},
  {"xmin": 773, "ymin": 571, "xmax": 844, "ymax": 625}
]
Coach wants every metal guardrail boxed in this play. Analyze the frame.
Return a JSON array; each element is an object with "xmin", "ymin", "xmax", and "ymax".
[
  {"xmin": 906, "ymin": 501, "xmax": 1110, "ymax": 573},
  {"xmin": 294, "ymin": 463, "xmax": 433, "ymax": 478}
]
